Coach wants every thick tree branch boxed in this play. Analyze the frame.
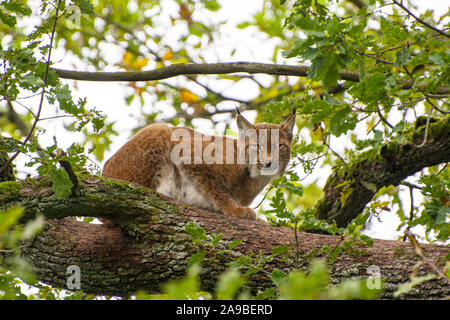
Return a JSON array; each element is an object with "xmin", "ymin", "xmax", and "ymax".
[
  {"xmin": 51, "ymin": 62, "xmax": 450, "ymax": 95},
  {"xmin": 0, "ymin": 176, "xmax": 448, "ymax": 298},
  {"xmin": 316, "ymin": 115, "xmax": 450, "ymax": 227}
]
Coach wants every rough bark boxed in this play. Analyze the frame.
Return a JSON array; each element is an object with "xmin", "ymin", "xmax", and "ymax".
[
  {"xmin": 1, "ymin": 176, "xmax": 449, "ymax": 299},
  {"xmin": 0, "ymin": 137, "xmax": 15, "ymax": 183},
  {"xmin": 316, "ymin": 115, "xmax": 450, "ymax": 227}
]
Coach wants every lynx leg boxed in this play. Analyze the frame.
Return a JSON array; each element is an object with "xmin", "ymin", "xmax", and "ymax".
[{"xmin": 179, "ymin": 165, "xmax": 256, "ymax": 220}]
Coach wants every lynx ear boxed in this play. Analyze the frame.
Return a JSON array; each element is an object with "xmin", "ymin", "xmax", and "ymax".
[
  {"xmin": 281, "ymin": 111, "xmax": 296, "ymax": 135},
  {"xmin": 236, "ymin": 114, "xmax": 255, "ymax": 131}
]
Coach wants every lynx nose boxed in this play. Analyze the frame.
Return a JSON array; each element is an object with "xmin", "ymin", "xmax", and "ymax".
[{"xmin": 264, "ymin": 160, "xmax": 272, "ymax": 167}]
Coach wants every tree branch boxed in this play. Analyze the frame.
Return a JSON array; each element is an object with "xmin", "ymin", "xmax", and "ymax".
[
  {"xmin": 391, "ymin": 0, "xmax": 450, "ymax": 39},
  {"xmin": 0, "ymin": 176, "xmax": 448, "ymax": 298},
  {"xmin": 315, "ymin": 115, "xmax": 450, "ymax": 227},
  {"xmin": 51, "ymin": 62, "xmax": 450, "ymax": 95}
]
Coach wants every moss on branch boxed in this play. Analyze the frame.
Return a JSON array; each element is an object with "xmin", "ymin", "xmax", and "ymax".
[{"xmin": 315, "ymin": 115, "xmax": 450, "ymax": 227}]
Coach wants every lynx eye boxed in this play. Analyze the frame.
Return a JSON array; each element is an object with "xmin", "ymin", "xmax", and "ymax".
[{"xmin": 279, "ymin": 144, "xmax": 288, "ymax": 149}]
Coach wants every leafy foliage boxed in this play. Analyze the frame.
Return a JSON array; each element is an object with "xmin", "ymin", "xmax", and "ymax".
[{"xmin": 0, "ymin": 0, "xmax": 448, "ymax": 299}]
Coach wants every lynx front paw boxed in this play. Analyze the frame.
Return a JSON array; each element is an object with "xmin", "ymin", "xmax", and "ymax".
[{"xmin": 225, "ymin": 206, "xmax": 256, "ymax": 220}]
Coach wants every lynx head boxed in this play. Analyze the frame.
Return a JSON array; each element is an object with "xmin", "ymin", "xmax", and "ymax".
[{"xmin": 236, "ymin": 108, "xmax": 296, "ymax": 179}]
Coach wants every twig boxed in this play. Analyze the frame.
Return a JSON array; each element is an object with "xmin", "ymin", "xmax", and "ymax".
[
  {"xmin": 252, "ymin": 184, "xmax": 274, "ymax": 210},
  {"xmin": 354, "ymin": 49, "xmax": 394, "ymax": 65},
  {"xmin": 38, "ymin": 114, "xmax": 78, "ymax": 121},
  {"xmin": 400, "ymin": 180, "xmax": 423, "ymax": 190},
  {"xmin": 391, "ymin": 0, "xmax": 450, "ymax": 39},
  {"xmin": 370, "ymin": 41, "xmax": 411, "ymax": 55},
  {"xmin": 365, "ymin": 31, "xmax": 444, "ymax": 57},
  {"xmin": 405, "ymin": 230, "xmax": 450, "ymax": 285},
  {"xmin": 322, "ymin": 235, "xmax": 345, "ymax": 262},
  {"xmin": 0, "ymin": 0, "xmax": 61, "ymax": 174},
  {"xmin": 5, "ymin": 100, "xmax": 31, "ymax": 136},
  {"xmin": 293, "ymin": 220, "xmax": 300, "ymax": 269},
  {"xmin": 417, "ymin": 107, "xmax": 434, "ymax": 147},
  {"xmin": 322, "ymin": 135, "xmax": 347, "ymax": 165},
  {"xmin": 376, "ymin": 104, "xmax": 394, "ymax": 129},
  {"xmin": 426, "ymin": 97, "xmax": 450, "ymax": 115},
  {"xmin": 436, "ymin": 163, "xmax": 448, "ymax": 176},
  {"xmin": 402, "ymin": 186, "xmax": 415, "ymax": 241}
]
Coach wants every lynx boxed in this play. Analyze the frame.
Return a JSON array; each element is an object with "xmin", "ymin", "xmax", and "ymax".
[{"xmin": 102, "ymin": 109, "xmax": 296, "ymax": 220}]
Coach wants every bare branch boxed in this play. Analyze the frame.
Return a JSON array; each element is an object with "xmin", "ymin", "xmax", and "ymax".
[
  {"xmin": 51, "ymin": 62, "xmax": 450, "ymax": 95},
  {"xmin": 392, "ymin": 0, "xmax": 450, "ymax": 39}
]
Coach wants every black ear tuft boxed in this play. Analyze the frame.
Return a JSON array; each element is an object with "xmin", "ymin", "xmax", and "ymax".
[
  {"xmin": 292, "ymin": 107, "xmax": 296, "ymax": 115},
  {"xmin": 235, "ymin": 106, "xmax": 241, "ymax": 115}
]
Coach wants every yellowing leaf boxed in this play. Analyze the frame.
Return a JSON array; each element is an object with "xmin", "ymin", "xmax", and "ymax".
[
  {"xmin": 131, "ymin": 57, "xmax": 149, "ymax": 70},
  {"xmin": 340, "ymin": 186, "xmax": 354, "ymax": 208},
  {"xmin": 310, "ymin": 81, "xmax": 322, "ymax": 89},
  {"xmin": 312, "ymin": 122, "xmax": 324, "ymax": 141},
  {"xmin": 180, "ymin": 88, "xmax": 199, "ymax": 103},
  {"xmin": 292, "ymin": 80, "xmax": 305, "ymax": 91},
  {"xmin": 264, "ymin": 87, "xmax": 279, "ymax": 100},
  {"xmin": 136, "ymin": 87, "xmax": 145, "ymax": 97},
  {"xmin": 122, "ymin": 52, "xmax": 132, "ymax": 65},
  {"xmin": 162, "ymin": 49, "xmax": 173, "ymax": 61},
  {"xmin": 122, "ymin": 52, "xmax": 149, "ymax": 70},
  {"xmin": 366, "ymin": 116, "xmax": 376, "ymax": 134}
]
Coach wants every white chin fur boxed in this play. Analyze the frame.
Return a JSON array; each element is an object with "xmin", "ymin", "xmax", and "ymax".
[
  {"xmin": 249, "ymin": 165, "xmax": 279, "ymax": 179},
  {"xmin": 249, "ymin": 166, "xmax": 260, "ymax": 179}
]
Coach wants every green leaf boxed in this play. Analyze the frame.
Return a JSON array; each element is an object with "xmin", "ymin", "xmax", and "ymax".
[
  {"xmin": 36, "ymin": 62, "xmax": 59, "ymax": 86},
  {"xmin": 72, "ymin": 0, "xmax": 94, "ymax": 15},
  {"xmin": 2, "ymin": 0, "xmax": 32, "ymax": 15},
  {"xmin": 394, "ymin": 48, "xmax": 410, "ymax": 67},
  {"xmin": 188, "ymin": 251, "xmax": 205, "ymax": 268},
  {"xmin": 327, "ymin": 246, "xmax": 341, "ymax": 264},
  {"xmin": 279, "ymin": 182, "xmax": 304, "ymax": 196},
  {"xmin": 272, "ymin": 244, "xmax": 290, "ymax": 256},
  {"xmin": 204, "ymin": 0, "xmax": 221, "ymax": 11},
  {"xmin": 271, "ymin": 269, "xmax": 286, "ymax": 286},
  {"xmin": 428, "ymin": 52, "xmax": 444, "ymax": 65},
  {"xmin": 0, "ymin": 207, "xmax": 24, "ymax": 235},
  {"xmin": 329, "ymin": 107, "xmax": 358, "ymax": 137},
  {"xmin": 21, "ymin": 214, "xmax": 45, "ymax": 240},
  {"xmin": 228, "ymin": 239, "xmax": 242, "ymax": 250},
  {"xmin": 185, "ymin": 222, "xmax": 207, "ymax": 245},
  {"xmin": 53, "ymin": 84, "xmax": 84, "ymax": 116},
  {"xmin": 215, "ymin": 268, "xmax": 246, "ymax": 300},
  {"xmin": 49, "ymin": 166, "xmax": 73, "ymax": 199},
  {"xmin": 0, "ymin": 9, "xmax": 17, "ymax": 27},
  {"xmin": 91, "ymin": 110, "xmax": 106, "ymax": 133},
  {"xmin": 394, "ymin": 274, "xmax": 437, "ymax": 297},
  {"xmin": 211, "ymin": 233, "xmax": 223, "ymax": 246},
  {"xmin": 163, "ymin": 263, "xmax": 201, "ymax": 300}
]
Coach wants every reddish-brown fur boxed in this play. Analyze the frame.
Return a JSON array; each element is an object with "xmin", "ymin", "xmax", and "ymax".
[{"xmin": 102, "ymin": 113, "xmax": 296, "ymax": 220}]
